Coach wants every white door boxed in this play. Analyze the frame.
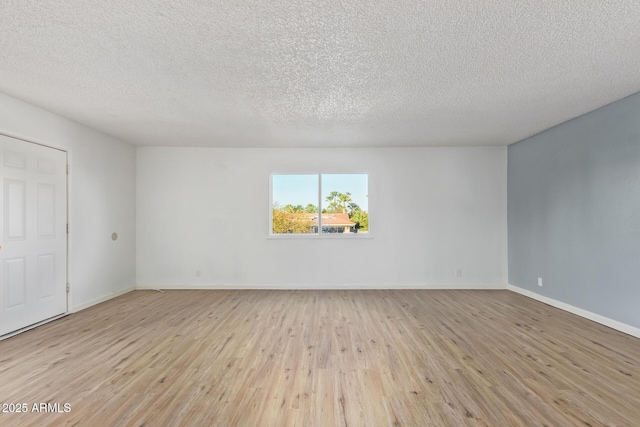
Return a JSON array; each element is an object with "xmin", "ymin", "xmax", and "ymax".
[{"xmin": 0, "ymin": 134, "xmax": 67, "ymax": 336}]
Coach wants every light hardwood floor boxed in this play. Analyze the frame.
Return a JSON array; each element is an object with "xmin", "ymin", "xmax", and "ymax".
[{"xmin": 1, "ymin": 290, "xmax": 639, "ymax": 426}]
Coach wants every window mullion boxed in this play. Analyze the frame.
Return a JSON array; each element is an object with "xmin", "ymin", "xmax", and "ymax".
[{"xmin": 318, "ymin": 173, "xmax": 322, "ymax": 235}]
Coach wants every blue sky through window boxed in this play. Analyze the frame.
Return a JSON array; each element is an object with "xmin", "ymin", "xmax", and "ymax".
[
  {"xmin": 272, "ymin": 174, "xmax": 368, "ymax": 211},
  {"xmin": 272, "ymin": 174, "xmax": 318, "ymax": 209}
]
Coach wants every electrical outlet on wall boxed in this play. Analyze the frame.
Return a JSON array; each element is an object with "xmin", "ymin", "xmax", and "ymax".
[
  {"xmin": 538, "ymin": 277, "xmax": 543, "ymax": 287},
  {"xmin": 455, "ymin": 268, "xmax": 462, "ymax": 278},
  {"xmin": 196, "ymin": 270, "xmax": 201, "ymax": 278}
]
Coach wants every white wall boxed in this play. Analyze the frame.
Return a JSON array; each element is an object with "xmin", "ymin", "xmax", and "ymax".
[
  {"xmin": 0, "ymin": 92, "xmax": 136, "ymax": 311},
  {"xmin": 137, "ymin": 147, "xmax": 507, "ymax": 289}
]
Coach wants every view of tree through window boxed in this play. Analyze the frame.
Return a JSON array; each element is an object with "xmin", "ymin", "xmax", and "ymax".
[{"xmin": 271, "ymin": 174, "xmax": 369, "ymax": 235}]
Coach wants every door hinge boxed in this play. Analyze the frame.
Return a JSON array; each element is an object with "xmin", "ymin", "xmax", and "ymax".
[
  {"xmin": 66, "ymin": 164, "xmax": 70, "ymax": 175},
  {"xmin": 66, "ymin": 224, "xmax": 69, "ymax": 234},
  {"xmin": 66, "ymin": 283, "xmax": 70, "ymax": 293}
]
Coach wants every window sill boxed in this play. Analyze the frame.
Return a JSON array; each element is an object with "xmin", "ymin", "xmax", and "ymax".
[{"xmin": 267, "ymin": 233, "xmax": 373, "ymax": 240}]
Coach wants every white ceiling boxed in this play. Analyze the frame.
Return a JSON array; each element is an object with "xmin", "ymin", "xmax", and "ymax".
[{"xmin": 1, "ymin": 1, "xmax": 639, "ymax": 148}]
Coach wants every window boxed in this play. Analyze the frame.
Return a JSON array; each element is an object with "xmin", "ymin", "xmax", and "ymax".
[{"xmin": 270, "ymin": 174, "xmax": 369, "ymax": 236}]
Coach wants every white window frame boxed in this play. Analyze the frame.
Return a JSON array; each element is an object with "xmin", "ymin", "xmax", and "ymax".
[{"xmin": 268, "ymin": 172, "xmax": 371, "ymax": 239}]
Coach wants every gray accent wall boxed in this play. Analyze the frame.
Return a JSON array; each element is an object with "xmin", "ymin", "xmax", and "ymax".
[{"xmin": 508, "ymin": 92, "xmax": 640, "ymax": 329}]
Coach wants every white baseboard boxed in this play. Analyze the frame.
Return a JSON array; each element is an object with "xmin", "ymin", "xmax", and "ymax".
[
  {"xmin": 72, "ymin": 286, "xmax": 135, "ymax": 312},
  {"xmin": 507, "ymin": 284, "xmax": 640, "ymax": 339},
  {"xmin": 0, "ymin": 313, "xmax": 69, "ymax": 341},
  {"xmin": 136, "ymin": 282, "xmax": 507, "ymax": 290}
]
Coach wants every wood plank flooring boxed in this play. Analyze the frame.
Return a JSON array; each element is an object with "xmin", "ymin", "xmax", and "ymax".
[{"xmin": 1, "ymin": 289, "xmax": 640, "ymax": 426}]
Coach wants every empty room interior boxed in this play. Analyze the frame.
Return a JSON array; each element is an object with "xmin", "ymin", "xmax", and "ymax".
[{"xmin": 1, "ymin": 1, "xmax": 639, "ymax": 426}]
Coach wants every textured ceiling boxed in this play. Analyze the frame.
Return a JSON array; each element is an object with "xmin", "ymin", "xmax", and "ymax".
[{"xmin": 1, "ymin": 1, "xmax": 639, "ymax": 148}]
